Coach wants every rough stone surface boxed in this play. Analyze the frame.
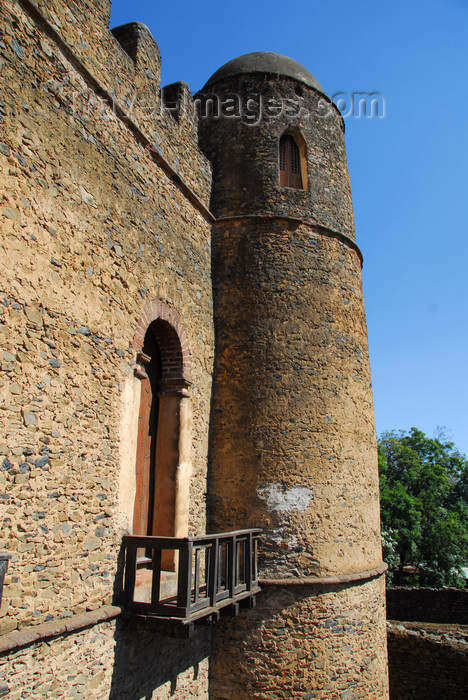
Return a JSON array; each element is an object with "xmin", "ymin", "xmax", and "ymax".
[
  {"xmin": 211, "ymin": 578, "xmax": 388, "ymax": 699},
  {"xmin": 1, "ymin": 0, "xmax": 387, "ymax": 697},
  {"xmin": 0, "ymin": 618, "xmax": 210, "ymax": 699},
  {"xmin": 207, "ymin": 220, "xmax": 380, "ymax": 577},
  {"xmin": 387, "ymin": 621, "xmax": 468, "ymax": 700},
  {"xmin": 387, "ymin": 586, "xmax": 468, "ymax": 625}
]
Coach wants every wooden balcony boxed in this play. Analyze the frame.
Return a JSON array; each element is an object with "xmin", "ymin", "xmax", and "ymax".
[{"xmin": 120, "ymin": 529, "xmax": 262, "ymax": 633}]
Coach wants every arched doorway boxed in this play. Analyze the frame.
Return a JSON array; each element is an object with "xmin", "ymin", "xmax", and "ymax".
[{"xmin": 132, "ymin": 310, "xmax": 192, "ymax": 573}]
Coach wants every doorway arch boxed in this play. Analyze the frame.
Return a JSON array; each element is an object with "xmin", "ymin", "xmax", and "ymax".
[{"xmin": 132, "ymin": 301, "xmax": 192, "ymax": 571}]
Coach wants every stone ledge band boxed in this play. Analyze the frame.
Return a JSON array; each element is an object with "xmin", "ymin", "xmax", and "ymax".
[
  {"xmin": 259, "ymin": 561, "xmax": 388, "ymax": 587},
  {"xmin": 0, "ymin": 605, "xmax": 123, "ymax": 655},
  {"xmin": 0, "ymin": 562, "xmax": 388, "ymax": 653},
  {"xmin": 215, "ymin": 214, "xmax": 364, "ymax": 266}
]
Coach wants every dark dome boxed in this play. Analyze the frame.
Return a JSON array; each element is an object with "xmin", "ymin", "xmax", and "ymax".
[{"xmin": 203, "ymin": 52, "xmax": 324, "ymax": 93}]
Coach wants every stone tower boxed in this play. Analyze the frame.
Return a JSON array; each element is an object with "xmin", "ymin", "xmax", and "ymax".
[{"xmin": 198, "ymin": 53, "xmax": 389, "ymax": 698}]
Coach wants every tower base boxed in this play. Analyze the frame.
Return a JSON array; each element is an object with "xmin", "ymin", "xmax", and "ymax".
[{"xmin": 210, "ymin": 574, "xmax": 388, "ymax": 699}]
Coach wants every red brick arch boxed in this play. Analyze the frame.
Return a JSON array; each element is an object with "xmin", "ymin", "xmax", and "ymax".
[{"xmin": 131, "ymin": 300, "xmax": 191, "ymax": 384}]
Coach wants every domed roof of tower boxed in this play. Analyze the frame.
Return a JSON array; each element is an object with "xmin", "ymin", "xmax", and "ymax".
[{"xmin": 203, "ymin": 52, "xmax": 324, "ymax": 93}]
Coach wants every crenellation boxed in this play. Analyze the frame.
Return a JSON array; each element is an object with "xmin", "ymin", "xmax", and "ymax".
[
  {"xmin": 111, "ymin": 21, "xmax": 159, "ymax": 67},
  {"xmin": 5, "ymin": 0, "xmax": 212, "ymax": 208}
]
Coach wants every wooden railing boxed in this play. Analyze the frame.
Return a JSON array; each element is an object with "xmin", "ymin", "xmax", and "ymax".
[{"xmin": 121, "ymin": 529, "xmax": 262, "ymax": 624}]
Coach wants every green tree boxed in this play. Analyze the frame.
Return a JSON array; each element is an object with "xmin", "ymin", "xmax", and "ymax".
[{"xmin": 378, "ymin": 428, "xmax": 468, "ymax": 587}]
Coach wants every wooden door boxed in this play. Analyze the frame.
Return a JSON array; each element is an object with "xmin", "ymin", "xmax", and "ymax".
[
  {"xmin": 133, "ymin": 372, "xmax": 153, "ymax": 536},
  {"xmin": 133, "ymin": 332, "xmax": 161, "ymax": 536}
]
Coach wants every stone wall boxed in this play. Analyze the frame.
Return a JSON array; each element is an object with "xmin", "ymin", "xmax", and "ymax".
[
  {"xmin": 0, "ymin": 4, "xmax": 213, "ymax": 689},
  {"xmin": 26, "ymin": 0, "xmax": 211, "ymax": 199},
  {"xmin": 211, "ymin": 577, "xmax": 388, "ymax": 699},
  {"xmin": 386, "ymin": 589, "xmax": 468, "ymax": 699},
  {"xmin": 1, "ymin": 1, "xmax": 389, "ymax": 698},
  {"xmin": 387, "ymin": 621, "xmax": 468, "ymax": 700},
  {"xmin": 0, "ymin": 617, "xmax": 210, "ymax": 699},
  {"xmin": 387, "ymin": 586, "xmax": 468, "ymax": 624}
]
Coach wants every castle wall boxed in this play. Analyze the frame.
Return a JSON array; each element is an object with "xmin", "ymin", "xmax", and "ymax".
[
  {"xmin": 1, "ymin": 1, "xmax": 213, "ymax": 695},
  {"xmin": 387, "ymin": 621, "xmax": 468, "ymax": 700},
  {"xmin": 387, "ymin": 586, "xmax": 468, "ymax": 624},
  {"xmin": 2, "ymin": 2, "xmax": 390, "ymax": 698},
  {"xmin": 17, "ymin": 0, "xmax": 210, "ymax": 199},
  {"xmin": 1, "ymin": 618, "xmax": 210, "ymax": 700}
]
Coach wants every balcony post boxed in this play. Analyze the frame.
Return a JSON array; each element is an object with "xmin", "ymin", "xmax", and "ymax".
[
  {"xmin": 245, "ymin": 533, "xmax": 252, "ymax": 591},
  {"xmin": 150, "ymin": 547, "xmax": 162, "ymax": 607},
  {"xmin": 228, "ymin": 537, "xmax": 236, "ymax": 598},
  {"xmin": 123, "ymin": 543, "xmax": 137, "ymax": 604},
  {"xmin": 177, "ymin": 540, "xmax": 193, "ymax": 615},
  {"xmin": 209, "ymin": 536, "xmax": 219, "ymax": 606}
]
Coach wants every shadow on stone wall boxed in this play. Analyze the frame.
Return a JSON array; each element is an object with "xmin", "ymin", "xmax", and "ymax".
[
  {"xmin": 109, "ymin": 619, "xmax": 211, "ymax": 699},
  {"xmin": 387, "ymin": 588, "xmax": 468, "ymax": 699},
  {"xmin": 387, "ymin": 623, "xmax": 468, "ymax": 700},
  {"xmin": 109, "ymin": 544, "xmax": 211, "ymax": 698},
  {"xmin": 387, "ymin": 586, "xmax": 468, "ymax": 624}
]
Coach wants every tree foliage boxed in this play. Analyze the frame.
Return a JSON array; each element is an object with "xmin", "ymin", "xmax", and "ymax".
[{"xmin": 378, "ymin": 428, "xmax": 468, "ymax": 587}]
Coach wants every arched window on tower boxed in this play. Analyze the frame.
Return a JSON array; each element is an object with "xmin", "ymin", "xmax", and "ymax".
[{"xmin": 279, "ymin": 133, "xmax": 306, "ymax": 190}]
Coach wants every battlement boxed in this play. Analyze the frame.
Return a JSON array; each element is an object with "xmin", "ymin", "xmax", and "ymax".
[
  {"xmin": 10, "ymin": 0, "xmax": 210, "ymax": 201},
  {"xmin": 111, "ymin": 21, "xmax": 161, "ymax": 85}
]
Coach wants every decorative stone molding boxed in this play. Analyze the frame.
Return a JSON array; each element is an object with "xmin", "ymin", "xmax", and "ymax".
[
  {"xmin": 15, "ymin": 0, "xmax": 215, "ymax": 222},
  {"xmin": 259, "ymin": 562, "xmax": 388, "ymax": 587},
  {"xmin": 0, "ymin": 605, "xmax": 122, "ymax": 654},
  {"xmin": 130, "ymin": 299, "xmax": 193, "ymax": 566},
  {"xmin": 131, "ymin": 299, "xmax": 191, "ymax": 386},
  {"xmin": 215, "ymin": 214, "xmax": 364, "ymax": 266}
]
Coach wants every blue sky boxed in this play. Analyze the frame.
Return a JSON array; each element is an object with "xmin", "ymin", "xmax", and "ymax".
[{"xmin": 110, "ymin": 0, "xmax": 468, "ymax": 455}]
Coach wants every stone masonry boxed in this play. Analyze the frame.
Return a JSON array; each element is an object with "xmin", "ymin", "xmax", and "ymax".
[
  {"xmin": 1, "ymin": 0, "xmax": 388, "ymax": 698},
  {"xmin": 199, "ymin": 58, "xmax": 388, "ymax": 698}
]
